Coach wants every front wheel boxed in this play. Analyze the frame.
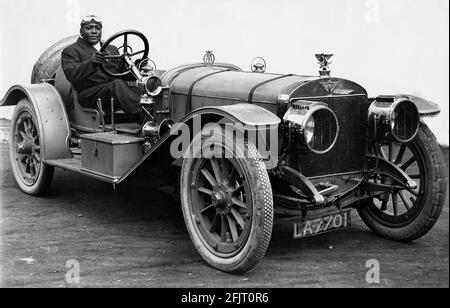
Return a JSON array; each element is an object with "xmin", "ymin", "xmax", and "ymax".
[
  {"xmin": 180, "ymin": 129, "xmax": 273, "ymax": 274},
  {"xmin": 9, "ymin": 99, "xmax": 54, "ymax": 195},
  {"xmin": 358, "ymin": 124, "xmax": 447, "ymax": 242}
]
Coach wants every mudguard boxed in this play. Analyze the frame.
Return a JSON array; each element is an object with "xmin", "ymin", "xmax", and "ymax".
[
  {"xmin": 373, "ymin": 94, "xmax": 441, "ymax": 117},
  {"xmin": 116, "ymin": 103, "xmax": 281, "ymax": 185},
  {"xmin": 1, "ymin": 83, "xmax": 72, "ymax": 160}
]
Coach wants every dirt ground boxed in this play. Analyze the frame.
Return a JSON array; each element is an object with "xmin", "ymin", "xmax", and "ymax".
[{"xmin": 0, "ymin": 130, "xmax": 448, "ymax": 287}]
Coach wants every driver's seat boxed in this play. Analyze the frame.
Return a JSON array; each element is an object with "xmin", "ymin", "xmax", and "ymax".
[{"xmin": 54, "ymin": 66, "xmax": 134, "ymax": 131}]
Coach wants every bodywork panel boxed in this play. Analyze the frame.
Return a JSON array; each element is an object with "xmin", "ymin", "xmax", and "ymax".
[
  {"xmin": 160, "ymin": 62, "xmax": 242, "ymax": 86},
  {"xmin": 1, "ymin": 83, "xmax": 72, "ymax": 161},
  {"xmin": 169, "ymin": 67, "xmax": 315, "ymax": 121}
]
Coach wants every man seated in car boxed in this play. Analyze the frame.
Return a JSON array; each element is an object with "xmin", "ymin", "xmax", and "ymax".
[{"xmin": 61, "ymin": 15, "xmax": 145, "ymax": 122}]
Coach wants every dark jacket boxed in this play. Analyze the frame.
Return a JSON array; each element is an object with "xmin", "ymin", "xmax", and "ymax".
[{"xmin": 61, "ymin": 38, "xmax": 121, "ymax": 98}]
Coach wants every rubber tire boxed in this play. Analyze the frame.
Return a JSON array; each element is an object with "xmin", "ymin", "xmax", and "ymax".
[
  {"xmin": 31, "ymin": 35, "xmax": 79, "ymax": 84},
  {"xmin": 9, "ymin": 99, "xmax": 54, "ymax": 196},
  {"xmin": 357, "ymin": 124, "xmax": 447, "ymax": 242},
  {"xmin": 180, "ymin": 129, "xmax": 274, "ymax": 274}
]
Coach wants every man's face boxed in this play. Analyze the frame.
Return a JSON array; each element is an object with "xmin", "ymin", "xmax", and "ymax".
[{"xmin": 80, "ymin": 23, "xmax": 102, "ymax": 45}]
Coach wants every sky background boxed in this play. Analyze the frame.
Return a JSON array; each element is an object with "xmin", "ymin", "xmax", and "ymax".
[{"xmin": 0, "ymin": 0, "xmax": 448, "ymax": 144}]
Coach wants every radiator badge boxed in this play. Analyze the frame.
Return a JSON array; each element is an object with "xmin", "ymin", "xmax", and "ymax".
[{"xmin": 319, "ymin": 79, "xmax": 340, "ymax": 94}]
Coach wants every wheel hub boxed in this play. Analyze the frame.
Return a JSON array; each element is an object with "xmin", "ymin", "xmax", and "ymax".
[
  {"xmin": 17, "ymin": 141, "xmax": 34, "ymax": 155},
  {"xmin": 212, "ymin": 184, "xmax": 232, "ymax": 216}
]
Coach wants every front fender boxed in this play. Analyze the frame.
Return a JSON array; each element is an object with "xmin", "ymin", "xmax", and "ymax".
[
  {"xmin": 398, "ymin": 94, "xmax": 441, "ymax": 118},
  {"xmin": 371, "ymin": 94, "xmax": 441, "ymax": 118},
  {"xmin": 1, "ymin": 83, "xmax": 72, "ymax": 160}
]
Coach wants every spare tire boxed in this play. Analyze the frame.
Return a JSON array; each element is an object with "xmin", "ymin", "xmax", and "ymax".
[{"xmin": 31, "ymin": 35, "xmax": 79, "ymax": 84}]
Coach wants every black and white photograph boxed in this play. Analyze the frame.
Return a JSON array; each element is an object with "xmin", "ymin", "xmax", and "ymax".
[{"xmin": 0, "ymin": 0, "xmax": 448, "ymax": 292}]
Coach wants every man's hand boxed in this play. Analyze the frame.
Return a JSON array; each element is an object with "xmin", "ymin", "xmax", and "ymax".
[{"xmin": 92, "ymin": 51, "xmax": 106, "ymax": 66}]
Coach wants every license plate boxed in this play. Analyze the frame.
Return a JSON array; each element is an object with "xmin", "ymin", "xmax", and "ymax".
[{"xmin": 293, "ymin": 210, "xmax": 351, "ymax": 239}]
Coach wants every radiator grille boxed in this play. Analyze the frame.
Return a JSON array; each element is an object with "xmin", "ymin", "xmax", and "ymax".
[{"xmin": 295, "ymin": 96, "xmax": 369, "ymax": 177}]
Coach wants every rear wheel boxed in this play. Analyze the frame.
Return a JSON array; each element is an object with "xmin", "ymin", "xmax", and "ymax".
[
  {"xmin": 358, "ymin": 124, "xmax": 447, "ymax": 242},
  {"xmin": 180, "ymin": 128, "xmax": 273, "ymax": 274},
  {"xmin": 9, "ymin": 99, "xmax": 54, "ymax": 195}
]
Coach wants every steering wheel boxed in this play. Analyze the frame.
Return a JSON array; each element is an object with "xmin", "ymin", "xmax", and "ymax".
[{"xmin": 99, "ymin": 30, "xmax": 149, "ymax": 80}]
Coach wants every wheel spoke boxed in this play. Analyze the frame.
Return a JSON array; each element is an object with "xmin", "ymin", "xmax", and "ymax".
[
  {"xmin": 392, "ymin": 193, "xmax": 399, "ymax": 216},
  {"xmin": 398, "ymin": 191, "xmax": 411, "ymax": 210},
  {"xmin": 198, "ymin": 187, "xmax": 213, "ymax": 196},
  {"xmin": 30, "ymin": 161, "xmax": 36, "ymax": 177},
  {"xmin": 221, "ymin": 159, "xmax": 230, "ymax": 183},
  {"xmin": 389, "ymin": 143, "xmax": 394, "ymax": 162},
  {"xmin": 201, "ymin": 168, "xmax": 217, "ymax": 187},
  {"xmin": 200, "ymin": 204, "xmax": 215, "ymax": 215},
  {"xmin": 32, "ymin": 156, "xmax": 39, "ymax": 168},
  {"xmin": 27, "ymin": 119, "xmax": 34, "ymax": 135},
  {"xmin": 20, "ymin": 155, "xmax": 27, "ymax": 163},
  {"xmin": 407, "ymin": 188, "xmax": 419, "ymax": 197},
  {"xmin": 407, "ymin": 173, "xmax": 421, "ymax": 179},
  {"xmin": 226, "ymin": 215, "xmax": 239, "ymax": 242},
  {"xmin": 232, "ymin": 184, "xmax": 244, "ymax": 194},
  {"xmin": 23, "ymin": 120, "xmax": 29, "ymax": 133},
  {"xmin": 232, "ymin": 197, "xmax": 247, "ymax": 210},
  {"xmin": 231, "ymin": 208, "xmax": 246, "ymax": 229},
  {"xmin": 221, "ymin": 216, "xmax": 227, "ymax": 242},
  {"xmin": 209, "ymin": 214, "xmax": 219, "ymax": 232},
  {"xmin": 25, "ymin": 158, "xmax": 31, "ymax": 173},
  {"xmin": 394, "ymin": 144, "xmax": 407, "ymax": 165},
  {"xmin": 228, "ymin": 166, "xmax": 237, "ymax": 183},
  {"xmin": 380, "ymin": 199, "xmax": 388, "ymax": 211},
  {"xmin": 29, "ymin": 121, "xmax": 36, "ymax": 135},
  {"xmin": 210, "ymin": 158, "xmax": 222, "ymax": 183},
  {"xmin": 378, "ymin": 145, "xmax": 388, "ymax": 160},
  {"xmin": 401, "ymin": 157, "xmax": 416, "ymax": 171},
  {"xmin": 19, "ymin": 130, "xmax": 27, "ymax": 140}
]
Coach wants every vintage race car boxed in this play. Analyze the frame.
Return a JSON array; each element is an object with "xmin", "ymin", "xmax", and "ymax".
[{"xmin": 1, "ymin": 30, "xmax": 447, "ymax": 274}]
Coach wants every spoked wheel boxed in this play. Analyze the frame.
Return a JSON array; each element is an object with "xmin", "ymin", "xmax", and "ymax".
[
  {"xmin": 9, "ymin": 99, "xmax": 54, "ymax": 195},
  {"xmin": 358, "ymin": 124, "xmax": 447, "ymax": 242},
  {"xmin": 180, "ymin": 128, "xmax": 273, "ymax": 274}
]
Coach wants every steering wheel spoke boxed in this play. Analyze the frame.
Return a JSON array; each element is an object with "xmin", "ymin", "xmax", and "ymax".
[
  {"xmin": 129, "ymin": 50, "xmax": 146, "ymax": 57},
  {"xmin": 99, "ymin": 30, "xmax": 149, "ymax": 79},
  {"xmin": 123, "ymin": 34, "xmax": 128, "ymax": 55}
]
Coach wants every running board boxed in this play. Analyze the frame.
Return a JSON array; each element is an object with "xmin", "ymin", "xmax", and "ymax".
[{"xmin": 45, "ymin": 158, "xmax": 117, "ymax": 184}]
